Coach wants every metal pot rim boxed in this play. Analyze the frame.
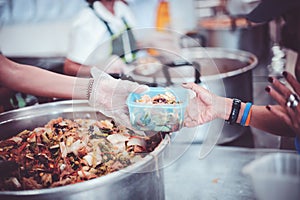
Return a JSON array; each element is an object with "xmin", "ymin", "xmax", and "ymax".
[
  {"xmin": 180, "ymin": 47, "xmax": 258, "ymax": 81},
  {"xmin": 128, "ymin": 47, "xmax": 258, "ymax": 84},
  {"xmin": 0, "ymin": 100, "xmax": 170, "ymax": 196}
]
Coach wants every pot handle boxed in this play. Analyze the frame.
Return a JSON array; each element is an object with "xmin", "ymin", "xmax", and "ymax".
[
  {"xmin": 179, "ymin": 32, "xmax": 207, "ymax": 48},
  {"xmin": 230, "ymin": 17, "xmax": 237, "ymax": 31},
  {"xmin": 109, "ymin": 73, "xmax": 158, "ymax": 87},
  {"xmin": 229, "ymin": 15, "xmax": 253, "ymax": 31},
  {"xmin": 162, "ymin": 61, "xmax": 202, "ymax": 86},
  {"xmin": 192, "ymin": 61, "xmax": 202, "ymax": 84}
]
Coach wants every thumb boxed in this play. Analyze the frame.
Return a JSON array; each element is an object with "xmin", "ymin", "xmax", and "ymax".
[{"xmin": 182, "ymin": 82, "xmax": 212, "ymax": 104}]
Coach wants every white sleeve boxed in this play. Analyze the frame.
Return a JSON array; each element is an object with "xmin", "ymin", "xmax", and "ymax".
[
  {"xmin": 66, "ymin": 9, "xmax": 110, "ymax": 65},
  {"xmin": 117, "ymin": 2, "xmax": 137, "ymax": 28}
]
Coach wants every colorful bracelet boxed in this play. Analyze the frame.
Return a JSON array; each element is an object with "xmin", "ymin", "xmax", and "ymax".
[
  {"xmin": 295, "ymin": 136, "xmax": 300, "ymax": 154},
  {"xmin": 244, "ymin": 107, "xmax": 252, "ymax": 126},
  {"xmin": 240, "ymin": 102, "xmax": 252, "ymax": 126},
  {"xmin": 226, "ymin": 98, "xmax": 241, "ymax": 125}
]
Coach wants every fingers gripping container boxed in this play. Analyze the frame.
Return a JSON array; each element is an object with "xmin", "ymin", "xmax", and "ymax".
[{"xmin": 126, "ymin": 87, "xmax": 189, "ymax": 132}]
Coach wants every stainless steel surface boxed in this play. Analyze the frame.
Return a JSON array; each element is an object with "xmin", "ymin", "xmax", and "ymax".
[
  {"xmin": 242, "ymin": 153, "xmax": 300, "ymax": 200},
  {"xmin": 164, "ymin": 143, "xmax": 296, "ymax": 200},
  {"xmin": 0, "ymin": 100, "xmax": 169, "ymax": 200}
]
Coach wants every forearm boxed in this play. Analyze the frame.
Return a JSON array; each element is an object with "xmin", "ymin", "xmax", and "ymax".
[
  {"xmin": 17, "ymin": 70, "xmax": 90, "ymax": 99},
  {"xmin": 249, "ymin": 105, "xmax": 295, "ymax": 137},
  {"xmin": 219, "ymin": 98, "xmax": 295, "ymax": 137},
  {"xmin": 0, "ymin": 57, "xmax": 90, "ymax": 99}
]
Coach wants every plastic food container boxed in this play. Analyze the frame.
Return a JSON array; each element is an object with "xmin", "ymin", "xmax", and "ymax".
[
  {"xmin": 242, "ymin": 153, "xmax": 300, "ymax": 200},
  {"xmin": 126, "ymin": 87, "xmax": 189, "ymax": 132}
]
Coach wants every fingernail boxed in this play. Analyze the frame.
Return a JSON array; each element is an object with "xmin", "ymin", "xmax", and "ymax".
[
  {"xmin": 182, "ymin": 82, "xmax": 187, "ymax": 85},
  {"xmin": 265, "ymin": 86, "xmax": 270, "ymax": 92},
  {"xmin": 282, "ymin": 71, "xmax": 288, "ymax": 78},
  {"xmin": 266, "ymin": 105, "xmax": 271, "ymax": 111},
  {"xmin": 268, "ymin": 77, "xmax": 274, "ymax": 83}
]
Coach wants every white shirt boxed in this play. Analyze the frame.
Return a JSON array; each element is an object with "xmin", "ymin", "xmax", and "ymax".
[{"xmin": 66, "ymin": 1, "xmax": 136, "ymax": 66}]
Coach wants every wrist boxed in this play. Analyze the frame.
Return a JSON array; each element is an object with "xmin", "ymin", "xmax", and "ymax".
[
  {"xmin": 72, "ymin": 78, "xmax": 94, "ymax": 100},
  {"xmin": 216, "ymin": 97, "xmax": 235, "ymax": 121},
  {"xmin": 225, "ymin": 98, "xmax": 242, "ymax": 124}
]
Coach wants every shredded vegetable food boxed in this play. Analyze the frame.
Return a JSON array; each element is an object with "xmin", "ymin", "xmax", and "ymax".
[
  {"xmin": 0, "ymin": 118, "xmax": 164, "ymax": 191},
  {"xmin": 136, "ymin": 92, "xmax": 180, "ymax": 105}
]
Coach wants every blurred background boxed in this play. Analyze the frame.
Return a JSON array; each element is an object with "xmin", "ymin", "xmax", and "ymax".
[{"xmin": 0, "ymin": 0, "xmax": 294, "ymax": 149}]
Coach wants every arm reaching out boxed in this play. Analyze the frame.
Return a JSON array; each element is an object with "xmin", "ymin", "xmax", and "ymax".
[
  {"xmin": 182, "ymin": 82, "xmax": 295, "ymax": 137},
  {"xmin": 0, "ymin": 55, "xmax": 90, "ymax": 99}
]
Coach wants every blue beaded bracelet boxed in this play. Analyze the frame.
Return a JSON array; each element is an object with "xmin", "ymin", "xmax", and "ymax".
[
  {"xmin": 295, "ymin": 136, "xmax": 300, "ymax": 154},
  {"xmin": 240, "ymin": 102, "xmax": 252, "ymax": 126}
]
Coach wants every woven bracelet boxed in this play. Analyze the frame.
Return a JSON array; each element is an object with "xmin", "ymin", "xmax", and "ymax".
[
  {"xmin": 86, "ymin": 78, "xmax": 94, "ymax": 100},
  {"xmin": 226, "ymin": 98, "xmax": 241, "ymax": 125}
]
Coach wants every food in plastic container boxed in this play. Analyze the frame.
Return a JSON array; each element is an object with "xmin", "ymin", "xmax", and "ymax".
[
  {"xmin": 127, "ymin": 87, "xmax": 188, "ymax": 132},
  {"xmin": 242, "ymin": 153, "xmax": 300, "ymax": 200}
]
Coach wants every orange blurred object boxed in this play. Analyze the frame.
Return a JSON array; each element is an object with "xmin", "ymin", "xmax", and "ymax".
[
  {"xmin": 155, "ymin": 0, "xmax": 171, "ymax": 31},
  {"xmin": 148, "ymin": 0, "xmax": 171, "ymax": 56}
]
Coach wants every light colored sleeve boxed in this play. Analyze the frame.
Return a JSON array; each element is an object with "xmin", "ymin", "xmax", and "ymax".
[
  {"xmin": 117, "ymin": 1, "xmax": 137, "ymax": 28},
  {"xmin": 66, "ymin": 8, "xmax": 110, "ymax": 65}
]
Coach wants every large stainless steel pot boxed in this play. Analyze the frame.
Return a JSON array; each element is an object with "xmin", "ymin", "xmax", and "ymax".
[
  {"xmin": 0, "ymin": 100, "xmax": 169, "ymax": 200},
  {"xmin": 196, "ymin": 16, "xmax": 271, "ymax": 61},
  {"xmin": 129, "ymin": 47, "xmax": 258, "ymax": 144}
]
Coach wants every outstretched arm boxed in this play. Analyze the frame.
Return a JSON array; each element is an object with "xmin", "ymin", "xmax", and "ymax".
[
  {"xmin": 0, "ymin": 55, "xmax": 90, "ymax": 99},
  {"xmin": 182, "ymin": 82, "xmax": 295, "ymax": 137}
]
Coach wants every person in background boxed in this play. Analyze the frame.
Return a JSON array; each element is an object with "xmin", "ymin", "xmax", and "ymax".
[
  {"xmin": 0, "ymin": 54, "xmax": 148, "ymax": 127},
  {"xmin": 63, "ymin": 0, "xmax": 137, "ymax": 77},
  {"xmin": 183, "ymin": 0, "xmax": 300, "ymax": 153},
  {"xmin": 246, "ymin": 0, "xmax": 300, "ymax": 82}
]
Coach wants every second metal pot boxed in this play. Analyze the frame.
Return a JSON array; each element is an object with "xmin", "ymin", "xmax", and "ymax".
[{"xmin": 196, "ymin": 16, "xmax": 271, "ymax": 61}]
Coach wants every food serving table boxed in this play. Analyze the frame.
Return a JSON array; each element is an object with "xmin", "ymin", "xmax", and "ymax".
[
  {"xmin": 0, "ymin": 100, "xmax": 296, "ymax": 200},
  {"xmin": 163, "ymin": 130, "xmax": 295, "ymax": 200}
]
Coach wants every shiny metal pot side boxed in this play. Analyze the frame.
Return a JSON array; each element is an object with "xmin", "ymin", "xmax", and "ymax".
[{"xmin": 0, "ymin": 100, "xmax": 169, "ymax": 200}]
